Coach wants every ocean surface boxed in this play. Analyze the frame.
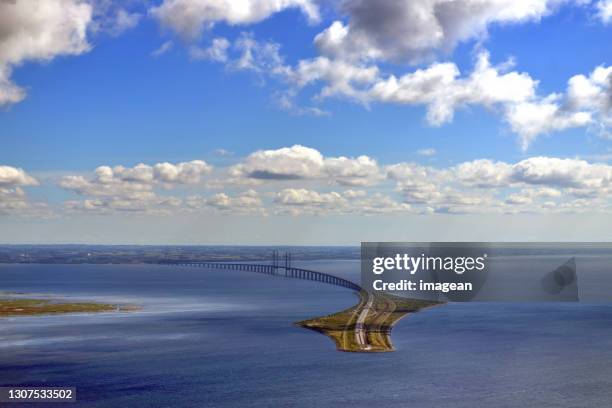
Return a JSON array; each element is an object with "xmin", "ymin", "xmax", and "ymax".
[{"xmin": 2, "ymin": 260, "xmax": 612, "ymax": 407}]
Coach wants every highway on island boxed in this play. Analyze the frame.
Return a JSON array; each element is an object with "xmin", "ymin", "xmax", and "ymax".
[{"xmin": 168, "ymin": 257, "xmax": 439, "ymax": 352}]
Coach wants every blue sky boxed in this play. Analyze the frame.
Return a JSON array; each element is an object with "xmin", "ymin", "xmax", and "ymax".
[{"xmin": 1, "ymin": 0, "xmax": 612, "ymax": 244}]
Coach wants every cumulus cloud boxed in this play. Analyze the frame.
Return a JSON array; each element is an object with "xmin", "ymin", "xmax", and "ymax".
[
  {"xmin": 291, "ymin": 56, "xmax": 380, "ymax": 102},
  {"xmin": 0, "ymin": 0, "xmax": 93, "ymax": 106},
  {"xmin": 315, "ymin": 0, "xmax": 567, "ymax": 63},
  {"xmin": 510, "ymin": 157, "xmax": 612, "ymax": 189},
  {"xmin": 61, "ymin": 160, "xmax": 212, "ymax": 195},
  {"xmin": 16, "ymin": 148, "xmax": 612, "ymax": 217},
  {"xmin": 272, "ymin": 188, "xmax": 413, "ymax": 215},
  {"xmin": 230, "ymin": 145, "xmax": 324, "ymax": 180},
  {"xmin": 496, "ymin": 64, "xmax": 612, "ymax": 148},
  {"xmin": 154, "ymin": 160, "xmax": 213, "ymax": 184},
  {"xmin": 150, "ymin": 0, "xmax": 319, "ymax": 40},
  {"xmin": 354, "ymin": 193, "xmax": 415, "ymax": 215},
  {"xmin": 384, "ymin": 154, "xmax": 612, "ymax": 213},
  {"xmin": 0, "ymin": 186, "xmax": 51, "ymax": 217},
  {"xmin": 451, "ymin": 156, "xmax": 612, "ymax": 193},
  {"xmin": 369, "ymin": 51, "xmax": 537, "ymax": 125},
  {"xmin": 64, "ymin": 194, "xmax": 182, "ymax": 215},
  {"xmin": 60, "ymin": 160, "xmax": 213, "ymax": 214},
  {"xmin": 221, "ymin": 43, "xmax": 562, "ymax": 148},
  {"xmin": 505, "ymin": 97, "xmax": 593, "ymax": 149},
  {"xmin": 389, "ymin": 165, "xmax": 495, "ymax": 212},
  {"xmin": 275, "ymin": 188, "xmax": 346, "ymax": 206},
  {"xmin": 229, "ymin": 145, "xmax": 383, "ymax": 186},
  {"xmin": 0, "ymin": 165, "xmax": 47, "ymax": 216},
  {"xmin": 323, "ymin": 155, "xmax": 383, "ymax": 186},
  {"xmin": 289, "ymin": 49, "xmax": 606, "ymax": 148},
  {"xmin": 183, "ymin": 189, "xmax": 265, "ymax": 215},
  {"xmin": 0, "ymin": 165, "xmax": 39, "ymax": 186},
  {"xmin": 505, "ymin": 187, "xmax": 561, "ymax": 205},
  {"xmin": 192, "ymin": 17, "xmax": 608, "ymax": 148},
  {"xmin": 453, "ymin": 159, "xmax": 513, "ymax": 188}
]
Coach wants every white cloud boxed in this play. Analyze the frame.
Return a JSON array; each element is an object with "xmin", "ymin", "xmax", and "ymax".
[
  {"xmin": 566, "ymin": 65, "xmax": 612, "ymax": 136},
  {"xmin": 0, "ymin": 65, "xmax": 25, "ymax": 106},
  {"xmin": 450, "ymin": 156, "xmax": 612, "ymax": 194},
  {"xmin": 354, "ymin": 193, "xmax": 415, "ymax": 215},
  {"xmin": 386, "ymin": 162, "xmax": 435, "ymax": 181},
  {"xmin": 505, "ymin": 187, "xmax": 562, "ymax": 205},
  {"xmin": 384, "ymin": 154, "xmax": 612, "ymax": 213},
  {"xmin": 385, "ymin": 162, "xmax": 495, "ymax": 212},
  {"xmin": 150, "ymin": 0, "xmax": 319, "ymax": 40},
  {"xmin": 230, "ymin": 32, "xmax": 292, "ymax": 77},
  {"xmin": 110, "ymin": 9, "xmax": 141, "ymax": 35},
  {"xmin": 154, "ymin": 160, "xmax": 213, "ymax": 184},
  {"xmin": 293, "ymin": 49, "xmax": 605, "ymax": 148},
  {"xmin": 274, "ymin": 188, "xmax": 346, "ymax": 207},
  {"xmin": 511, "ymin": 156, "xmax": 612, "ymax": 189},
  {"xmin": 0, "ymin": 0, "xmax": 93, "ymax": 106},
  {"xmin": 59, "ymin": 160, "xmax": 213, "ymax": 214},
  {"xmin": 64, "ymin": 194, "xmax": 182, "ymax": 215},
  {"xmin": 190, "ymin": 38, "xmax": 230, "ymax": 62},
  {"xmin": 184, "ymin": 189, "xmax": 265, "ymax": 214},
  {"xmin": 385, "ymin": 162, "xmax": 447, "ymax": 204},
  {"xmin": 0, "ymin": 186, "xmax": 50, "ymax": 217},
  {"xmin": 229, "ymin": 145, "xmax": 383, "ymax": 186},
  {"xmin": 194, "ymin": 21, "xmax": 609, "ymax": 149},
  {"xmin": 0, "ymin": 165, "xmax": 47, "ymax": 216},
  {"xmin": 597, "ymin": 0, "xmax": 612, "ymax": 23},
  {"xmin": 61, "ymin": 160, "xmax": 212, "ymax": 195},
  {"xmin": 323, "ymin": 155, "xmax": 382, "ymax": 186},
  {"xmin": 152, "ymin": 41, "xmax": 174, "ymax": 58},
  {"xmin": 281, "ymin": 50, "xmax": 547, "ymax": 146},
  {"xmin": 93, "ymin": 7, "xmax": 141, "ymax": 37},
  {"xmin": 315, "ymin": 0, "xmax": 567, "ymax": 63},
  {"xmin": 505, "ymin": 96, "xmax": 593, "ymax": 149},
  {"xmin": 272, "ymin": 188, "xmax": 414, "ymax": 215},
  {"xmin": 11, "ymin": 148, "xmax": 612, "ymax": 217},
  {"xmin": 292, "ymin": 56, "xmax": 379, "ymax": 102},
  {"xmin": 369, "ymin": 51, "xmax": 537, "ymax": 125},
  {"xmin": 342, "ymin": 189, "xmax": 367, "ymax": 198},
  {"xmin": 230, "ymin": 145, "xmax": 324, "ymax": 180},
  {"xmin": 0, "ymin": 166, "xmax": 39, "ymax": 186},
  {"xmin": 453, "ymin": 159, "xmax": 513, "ymax": 188}
]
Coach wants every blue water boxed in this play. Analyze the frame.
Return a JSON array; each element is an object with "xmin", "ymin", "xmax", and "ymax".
[{"xmin": 2, "ymin": 262, "xmax": 612, "ymax": 407}]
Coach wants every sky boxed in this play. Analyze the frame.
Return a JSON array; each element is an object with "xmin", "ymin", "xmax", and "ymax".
[{"xmin": 1, "ymin": 0, "xmax": 612, "ymax": 244}]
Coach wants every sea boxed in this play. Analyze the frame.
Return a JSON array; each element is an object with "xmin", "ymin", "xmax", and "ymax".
[{"xmin": 2, "ymin": 258, "xmax": 612, "ymax": 407}]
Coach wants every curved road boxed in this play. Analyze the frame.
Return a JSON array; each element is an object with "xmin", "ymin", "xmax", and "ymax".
[{"xmin": 354, "ymin": 291, "xmax": 374, "ymax": 350}]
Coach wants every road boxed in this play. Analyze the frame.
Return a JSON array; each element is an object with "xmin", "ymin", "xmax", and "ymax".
[{"xmin": 354, "ymin": 291, "xmax": 374, "ymax": 350}]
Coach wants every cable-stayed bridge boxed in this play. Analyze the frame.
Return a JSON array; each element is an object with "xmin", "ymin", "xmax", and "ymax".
[{"xmin": 164, "ymin": 250, "xmax": 361, "ymax": 292}]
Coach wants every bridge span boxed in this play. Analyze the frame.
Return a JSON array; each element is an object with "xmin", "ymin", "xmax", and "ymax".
[{"xmin": 164, "ymin": 260, "xmax": 361, "ymax": 292}]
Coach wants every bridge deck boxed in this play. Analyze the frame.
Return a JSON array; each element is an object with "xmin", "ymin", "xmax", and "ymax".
[{"xmin": 164, "ymin": 262, "xmax": 361, "ymax": 292}]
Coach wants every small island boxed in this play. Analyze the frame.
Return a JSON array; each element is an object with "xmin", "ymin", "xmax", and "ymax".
[
  {"xmin": 0, "ymin": 294, "xmax": 139, "ymax": 317},
  {"xmin": 297, "ymin": 290, "xmax": 441, "ymax": 352}
]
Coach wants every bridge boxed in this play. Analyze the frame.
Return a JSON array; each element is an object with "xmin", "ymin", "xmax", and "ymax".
[
  {"xmin": 164, "ymin": 250, "xmax": 361, "ymax": 292},
  {"xmin": 164, "ymin": 251, "xmax": 439, "ymax": 353}
]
